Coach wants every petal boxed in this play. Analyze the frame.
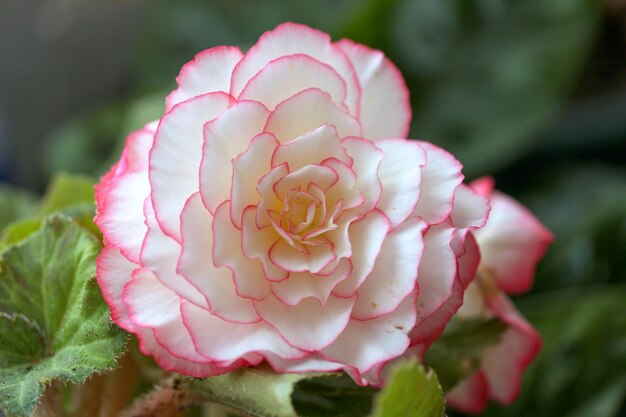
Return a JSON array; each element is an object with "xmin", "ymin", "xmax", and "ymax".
[
  {"xmin": 166, "ymin": 46, "xmax": 243, "ymax": 110},
  {"xmin": 231, "ymin": 22, "xmax": 360, "ymax": 116},
  {"xmin": 351, "ymin": 217, "xmax": 425, "ymax": 320},
  {"xmin": 241, "ymin": 206, "xmax": 288, "ymax": 281},
  {"xmin": 266, "ymin": 354, "xmax": 343, "ymax": 373},
  {"xmin": 124, "ymin": 268, "xmax": 181, "ymax": 327},
  {"xmin": 181, "ymin": 300, "xmax": 304, "ymax": 362},
  {"xmin": 341, "ymin": 137, "xmax": 384, "ymax": 214},
  {"xmin": 450, "ymin": 184, "xmax": 490, "ymax": 233},
  {"xmin": 271, "ymin": 258, "xmax": 352, "ymax": 306},
  {"xmin": 239, "ymin": 54, "xmax": 347, "ymax": 110},
  {"xmin": 179, "ymin": 194, "xmax": 263, "ymax": 323},
  {"xmin": 375, "ymin": 139, "xmax": 426, "ymax": 228},
  {"xmin": 414, "ymin": 222, "xmax": 457, "ymax": 324},
  {"xmin": 269, "ymin": 237, "xmax": 336, "ymax": 274},
  {"xmin": 412, "ymin": 142, "xmax": 463, "ymax": 225},
  {"xmin": 254, "ymin": 294, "xmax": 356, "ymax": 351},
  {"xmin": 472, "ymin": 189, "xmax": 553, "ymax": 295},
  {"xmin": 150, "ymin": 92, "xmax": 234, "ymax": 240},
  {"xmin": 446, "ymin": 372, "xmax": 489, "ymax": 414},
  {"xmin": 271, "ymin": 124, "xmax": 350, "ymax": 171},
  {"xmin": 332, "ymin": 210, "xmax": 390, "ymax": 297},
  {"xmin": 322, "ymin": 295, "xmax": 416, "ymax": 374},
  {"xmin": 96, "ymin": 245, "xmax": 138, "ymax": 332},
  {"xmin": 481, "ymin": 291, "xmax": 542, "ymax": 404},
  {"xmin": 200, "ymin": 100, "xmax": 270, "ymax": 214},
  {"xmin": 95, "ymin": 171, "xmax": 149, "ymax": 263},
  {"xmin": 265, "ymin": 88, "xmax": 361, "ymax": 144},
  {"xmin": 274, "ymin": 164, "xmax": 338, "ymax": 196},
  {"xmin": 140, "ymin": 198, "xmax": 208, "ymax": 308},
  {"xmin": 336, "ymin": 39, "xmax": 411, "ymax": 139},
  {"xmin": 231, "ymin": 132, "xmax": 279, "ymax": 228}
]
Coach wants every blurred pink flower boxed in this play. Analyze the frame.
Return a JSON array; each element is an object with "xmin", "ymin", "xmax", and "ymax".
[
  {"xmin": 446, "ymin": 177, "xmax": 553, "ymax": 413},
  {"xmin": 95, "ymin": 22, "xmax": 488, "ymax": 385}
]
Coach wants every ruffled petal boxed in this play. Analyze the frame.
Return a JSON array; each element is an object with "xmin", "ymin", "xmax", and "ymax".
[
  {"xmin": 446, "ymin": 372, "xmax": 489, "ymax": 414},
  {"xmin": 351, "ymin": 217, "xmax": 425, "ymax": 320},
  {"xmin": 336, "ymin": 39, "xmax": 411, "ymax": 139},
  {"xmin": 254, "ymin": 295, "xmax": 356, "ymax": 351},
  {"xmin": 341, "ymin": 137, "xmax": 384, "ymax": 214},
  {"xmin": 166, "ymin": 46, "xmax": 243, "ymax": 110},
  {"xmin": 265, "ymin": 88, "xmax": 361, "ymax": 144},
  {"xmin": 200, "ymin": 100, "xmax": 270, "ymax": 214},
  {"xmin": 230, "ymin": 22, "xmax": 360, "ymax": 116},
  {"xmin": 150, "ymin": 92, "xmax": 234, "ymax": 240},
  {"xmin": 239, "ymin": 54, "xmax": 347, "ymax": 110}
]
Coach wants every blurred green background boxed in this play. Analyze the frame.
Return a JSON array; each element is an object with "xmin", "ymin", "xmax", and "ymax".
[{"xmin": 0, "ymin": 0, "xmax": 624, "ymax": 416}]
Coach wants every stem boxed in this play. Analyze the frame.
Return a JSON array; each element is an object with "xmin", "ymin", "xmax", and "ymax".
[{"xmin": 118, "ymin": 376, "xmax": 193, "ymax": 417}]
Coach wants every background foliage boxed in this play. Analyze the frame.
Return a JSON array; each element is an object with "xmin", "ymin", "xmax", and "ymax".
[{"xmin": 1, "ymin": 0, "xmax": 625, "ymax": 416}]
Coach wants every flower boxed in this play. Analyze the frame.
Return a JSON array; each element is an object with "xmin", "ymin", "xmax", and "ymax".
[
  {"xmin": 445, "ymin": 177, "xmax": 553, "ymax": 413},
  {"xmin": 95, "ymin": 22, "xmax": 488, "ymax": 385}
]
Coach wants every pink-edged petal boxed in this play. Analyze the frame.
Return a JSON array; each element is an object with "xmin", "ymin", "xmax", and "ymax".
[
  {"xmin": 96, "ymin": 245, "xmax": 137, "ymax": 332},
  {"xmin": 351, "ymin": 217, "xmax": 425, "ymax": 320},
  {"xmin": 274, "ymin": 164, "xmax": 338, "ymax": 197},
  {"xmin": 266, "ymin": 354, "xmax": 343, "ymax": 374},
  {"xmin": 481, "ymin": 291, "xmax": 542, "ymax": 404},
  {"xmin": 341, "ymin": 137, "xmax": 384, "ymax": 213},
  {"xmin": 272, "ymin": 124, "xmax": 350, "ymax": 171},
  {"xmin": 150, "ymin": 92, "xmax": 234, "ymax": 240},
  {"xmin": 95, "ymin": 171, "xmax": 149, "ymax": 263},
  {"xmin": 201, "ymin": 100, "xmax": 270, "ymax": 214},
  {"xmin": 179, "ymin": 194, "xmax": 262, "ymax": 322},
  {"xmin": 375, "ymin": 139, "xmax": 425, "ymax": 228},
  {"xmin": 472, "ymin": 188, "xmax": 553, "ymax": 295},
  {"xmin": 269, "ymin": 237, "xmax": 336, "ymax": 274},
  {"xmin": 124, "ymin": 268, "xmax": 181, "ymax": 327},
  {"xmin": 181, "ymin": 300, "xmax": 304, "ymax": 362},
  {"xmin": 322, "ymin": 294, "xmax": 417, "ymax": 374},
  {"xmin": 412, "ymin": 142, "xmax": 463, "ymax": 225},
  {"xmin": 336, "ymin": 39, "xmax": 411, "ymax": 139},
  {"xmin": 255, "ymin": 294, "xmax": 356, "ymax": 351},
  {"xmin": 231, "ymin": 133, "xmax": 279, "ymax": 227},
  {"xmin": 414, "ymin": 222, "xmax": 457, "ymax": 324},
  {"xmin": 137, "ymin": 328, "xmax": 243, "ymax": 378},
  {"xmin": 140, "ymin": 199, "xmax": 208, "ymax": 308},
  {"xmin": 446, "ymin": 372, "xmax": 490, "ymax": 414},
  {"xmin": 239, "ymin": 54, "xmax": 347, "ymax": 110},
  {"xmin": 409, "ymin": 233, "xmax": 480, "ymax": 348},
  {"xmin": 256, "ymin": 163, "xmax": 290, "ymax": 229},
  {"xmin": 271, "ymin": 259, "xmax": 352, "ymax": 306},
  {"xmin": 241, "ymin": 206, "xmax": 288, "ymax": 281},
  {"xmin": 332, "ymin": 210, "xmax": 390, "ymax": 297},
  {"xmin": 230, "ymin": 22, "xmax": 360, "ymax": 116},
  {"xmin": 211, "ymin": 200, "xmax": 271, "ymax": 301},
  {"xmin": 322, "ymin": 158, "xmax": 363, "ymax": 212},
  {"xmin": 166, "ymin": 46, "xmax": 243, "ymax": 110},
  {"xmin": 451, "ymin": 184, "xmax": 490, "ymax": 232},
  {"xmin": 265, "ymin": 88, "xmax": 361, "ymax": 144}
]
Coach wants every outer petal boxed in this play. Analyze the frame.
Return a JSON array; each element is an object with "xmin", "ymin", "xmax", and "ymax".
[
  {"xmin": 201, "ymin": 100, "xmax": 270, "ymax": 214},
  {"xmin": 166, "ymin": 46, "xmax": 243, "ymax": 110},
  {"xmin": 322, "ymin": 294, "xmax": 417, "ymax": 377},
  {"xmin": 230, "ymin": 22, "xmax": 360, "ymax": 116},
  {"xmin": 446, "ymin": 372, "xmax": 490, "ymax": 414},
  {"xmin": 471, "ymin": 182, "xmax": 553, "ymax": 295},
  {"xmin": 374, "ymin": 139, "xmax": 425, "ymax": 228},
  {"xmin": 179, "ymin": 194, "xmax": 263, "ymax": 322},
  {"xmin": 150, "ymin": 92, "xmax": 234, "ymax": 240},
  {"xmin": 96, "ymin": 246, "xmax": 138, "ymax": 332},
  {"xmin": 265, "ymin": 88, "xmax": 361, "ymax": 144},
  {"xmin": 254, "ymin": 295, "xmax": 356, "ymax": 352},
  {"xmin": 341, "ymin": 137, "xmax": 384, "ymax": 214},
  {"xmin": 336, "ymin": 39, "xmax": 411, "ymax": 139},
  {"xmin": 413, "ymin": 142, "xmax": 463, "ymax": 225},
  {"xmin": 481, "ymin": 291, "xmax": 542, "ymax": 404},
  {"xmin": 239, "ymin": 54, "xmax": 347, "ymax": 110},
  {"xmin": 351, "ymin": 217, "xmax": 425, "ymax": 320},
  {"xmin": 181, "ymin": 300, "xmax": 305, "ymax": 362}
]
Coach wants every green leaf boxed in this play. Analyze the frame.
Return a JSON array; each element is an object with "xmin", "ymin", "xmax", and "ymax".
[
  {"xmin": 371, "ymin": 359, "xmax": 445, "ymax": 417},
  {"xmin": 39, "ymin": 172, "xmax": 95, "ymax": 215},
  {"xmin": 0, "ymin": 185, "xmax": 38, "ymax": 232},
  {"xmin": 424, "ymin": 317, "xmax": 507, "ymax": 390},
  {"xmin": 0, "ymin": 215, "xmax": 126, "ymax": 416},
  {"xmin": 292, "ymin": 373, "xmax": 376, "ymax": 417},
  {"xmin": 0, "ymin": 218, "xmax": 42, "ymax": 252}
]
